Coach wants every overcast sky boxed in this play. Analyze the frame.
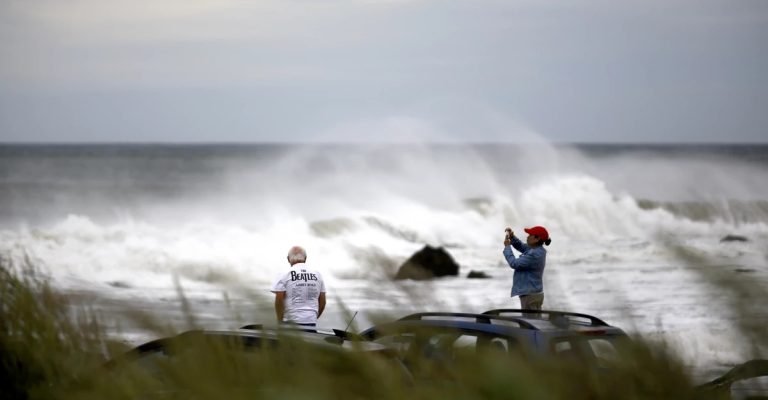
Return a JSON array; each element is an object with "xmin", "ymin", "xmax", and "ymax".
[{"xmin": 1, "ymin": 0, "xmax": 766, "ymax": 143}]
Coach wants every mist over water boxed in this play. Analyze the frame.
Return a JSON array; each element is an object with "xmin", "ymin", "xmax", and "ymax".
[{"xmin": 1, "ymin": 143, "xmax": 767, "ymax": 372}]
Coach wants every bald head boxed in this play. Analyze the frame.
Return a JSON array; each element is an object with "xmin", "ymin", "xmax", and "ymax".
[{"xmin": 287, "ymin": 246, "xmax": 307, "ymax": 265}]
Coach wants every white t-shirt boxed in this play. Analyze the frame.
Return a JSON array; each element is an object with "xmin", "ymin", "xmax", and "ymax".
[{"xmin": 270, "ymin": 263, "xmax": 326, "ymax": 324}]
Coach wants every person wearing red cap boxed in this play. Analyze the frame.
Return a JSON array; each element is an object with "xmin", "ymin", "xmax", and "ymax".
[{"xmin": 503, "ymin": 226, "xmax": 552, "ymax": 312}]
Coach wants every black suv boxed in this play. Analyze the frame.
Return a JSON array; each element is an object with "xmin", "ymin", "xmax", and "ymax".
[{"xmin": 360, "ymin": 308, "xmax": 631, "ymax": 376}]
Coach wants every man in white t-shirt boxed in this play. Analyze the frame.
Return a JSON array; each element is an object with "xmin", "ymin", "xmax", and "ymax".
[{"xmin": 270, "ymin": 246, "xmax": 326, "ymax": 327}]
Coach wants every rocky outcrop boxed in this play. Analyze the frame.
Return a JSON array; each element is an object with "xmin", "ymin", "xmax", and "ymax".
[
  {"xmin": 394, "ymin": 246, "xmax": 460, "ymax": 280},
  {"xmin": 467, "ymin": 270, "xmax": 491, "ymax": 279},
  {"xmin": 720, "ymin": 235, "xmax": 749, "ymax": 243}
]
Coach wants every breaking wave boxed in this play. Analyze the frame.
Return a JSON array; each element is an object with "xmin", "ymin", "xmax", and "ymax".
[
  {"xmin": 1, "ymin": 144, "xmax": 767, "ymax": 293},
  {"xmin": 636, "ymin": 199, "xmax": 768, "ymax": 225}
]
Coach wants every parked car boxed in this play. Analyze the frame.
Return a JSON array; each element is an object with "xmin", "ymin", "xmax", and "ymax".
[
  {"xmin": 110, "ymin": 324, "xmax": 394, "ymax": 368},
  {"xmin": 360, "ymin": 308, "xmax": 631, "ymax": 378},
  {"xmin": 105, "ymin": 324, "xmax": 410, "ymax": 397}
]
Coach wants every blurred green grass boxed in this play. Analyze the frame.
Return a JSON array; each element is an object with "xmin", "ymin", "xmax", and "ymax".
[{"xmin": 0, "ymin": 254, "xmax": 756, "ymax": 400}]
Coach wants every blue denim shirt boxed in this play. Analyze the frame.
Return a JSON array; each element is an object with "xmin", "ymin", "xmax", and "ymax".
[{"xmin": 503, "ymin": 236, "xmax": 546, "ymax": 297}]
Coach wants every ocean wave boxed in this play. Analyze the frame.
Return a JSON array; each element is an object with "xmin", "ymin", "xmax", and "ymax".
[
  {"xmin": 637, "ymin": 199, "xmax": 768, "ymax": 224},
  {"xmin": 309, "ymin": 218, "xmax": 358, "ymax": 238},
  {"xmin": 362, "ymin": 216, "xmax": 430, "ymax": 244}
]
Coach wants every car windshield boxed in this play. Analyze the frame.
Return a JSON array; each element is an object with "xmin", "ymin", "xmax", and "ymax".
[{"xmin": 372, "ymin": 328, "xmax": 524, "ymax": 360}]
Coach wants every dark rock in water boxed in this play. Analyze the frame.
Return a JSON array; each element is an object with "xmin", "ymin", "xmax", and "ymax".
[
  {"xmin": 720, "ymin": 235, "xmax": 749, "ymax": 242},
  {"xmin": 734, "ymin": 268, "xmax": 756, "ymax": 274},
  {"xmin": 467, "ymin": 270, "xmax": 491, "ymax": 279},
  {"xmin": 107, "ymin": 280, "xmax": 132, "ymax": 289},
  {"xmin": 394, "ymin": 245, "xmax": 460, "ymax": 280}
]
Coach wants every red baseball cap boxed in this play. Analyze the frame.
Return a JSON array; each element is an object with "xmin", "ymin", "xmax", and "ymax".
[{"xmin": 524, "ymin": 226, "xmax": 549, "ymax": 241}]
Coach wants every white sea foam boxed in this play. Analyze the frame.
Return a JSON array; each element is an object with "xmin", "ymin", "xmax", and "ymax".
[{"xmin": 0, "ymin": 143, "xmax": 766, "ymax": 369}]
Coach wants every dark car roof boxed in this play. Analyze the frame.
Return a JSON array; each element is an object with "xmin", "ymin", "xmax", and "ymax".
[
  {"xmin": 361, "ymin": 309, "xmax": 626, "ymax": 338},
  {"xmin": 226, "ymin": 326, "xmax": 384, "ymax": 352},
  {"xmin": 481, "ymin": 309, "xmax": 623, "ymax": 333},
  {"xmin": 114, "ymin": 325, "xmax": 387, "ymax": 366}
]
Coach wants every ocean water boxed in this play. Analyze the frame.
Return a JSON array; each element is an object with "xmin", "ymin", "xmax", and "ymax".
[{"xmin": 1, "ymin": 143, "xmax": 766, "ymax": 375}]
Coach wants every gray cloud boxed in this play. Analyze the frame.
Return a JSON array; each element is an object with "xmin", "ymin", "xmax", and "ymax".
[{"xmin": 1, "ymin": 0, "xmax": 767, "ymax": 143}]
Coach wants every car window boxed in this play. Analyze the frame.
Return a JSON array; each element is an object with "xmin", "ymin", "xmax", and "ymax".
[
  {"xmin": 551, "ymin": 335, "xmax": 629, "ymax": 365},
  {"xmin": 373, "ymin": 333, "xmax": 416, "ymax": 356},
  {"xmin": 429, "ymin": 333, "xmax": 523, "ymax": 359},
  {"xmin": 488, "ymin": 338, "xmax": 508, "ymax": 352},
  {"xmin": 449, "ymin": 334, "xmax": 478, "ymax": 358},
  {"xmin": 479, "ymin": 336, "xmax": 527, "ymax": 360},
  {"xmin": 550, "ymin": 338, "xmax": 584, "ymax": 361},
  {"xmin": 553, "ymin": 340, "xmax": 572, "ymax": 353},
  {"xmin": 585, "ymin": 338, "xmax": 621, "ymax": 366},
  {"xmin": 425, "ymin": 333, "xmax": 475, "ymax": 348},
  {"xmin": 453, "ymin": 334, "xmax": 479, "ymax": 349},
  {"xmin": 373, "ymin": 327, "xmax": 524, "ymax": 361}
]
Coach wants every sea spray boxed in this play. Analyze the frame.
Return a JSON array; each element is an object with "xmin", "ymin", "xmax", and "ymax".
[{"xmin": 0, "ymin": 143, "xmax": 766, "ymax": 372}]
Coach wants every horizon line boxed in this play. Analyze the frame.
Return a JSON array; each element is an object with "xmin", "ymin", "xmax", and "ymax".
[{"xmin": 2, "ymin": 140, "xmax": 768, "ymax": 146}]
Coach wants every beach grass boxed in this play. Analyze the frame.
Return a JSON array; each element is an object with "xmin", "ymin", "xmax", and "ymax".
[{"xmin": 0, "ymin": 255, "xmax": 755, "ymax": 400}]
